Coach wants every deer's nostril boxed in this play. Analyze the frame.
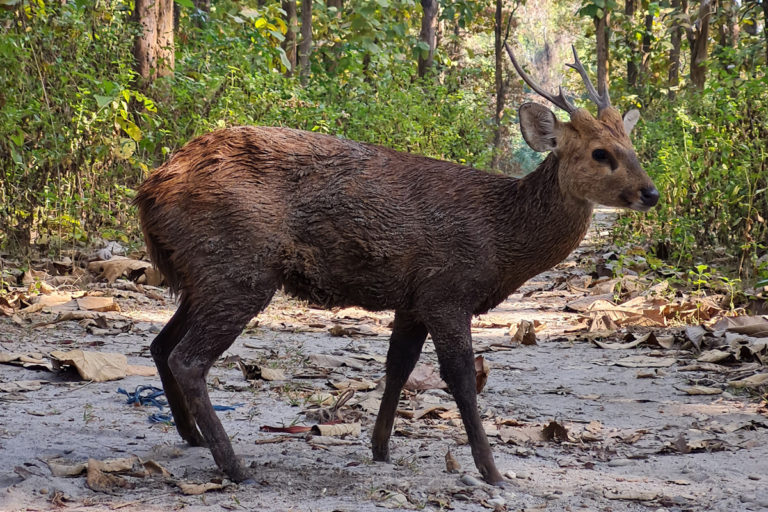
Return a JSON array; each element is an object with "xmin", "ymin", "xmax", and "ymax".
[{"xmin": 641, "ymin": 187, "xmax": 659, "ymax": 207}]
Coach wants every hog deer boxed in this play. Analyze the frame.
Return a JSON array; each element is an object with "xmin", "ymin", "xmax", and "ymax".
[{"xmin": 135, "ymin": 45, "xmax": 658, "ymax": 485}]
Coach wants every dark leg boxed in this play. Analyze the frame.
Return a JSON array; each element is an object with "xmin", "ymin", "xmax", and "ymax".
[
  {"xmin": 149, "ymin": 299, "xmax": 205, "ymax": 446},
  {"xmin": 371, "ymin": 311, "xmax": 428, "ymax": 462},
  {"xmin": 426, "ymin": 310, "xmax": 503, "ymax": 485},
  {"xmin": 168, "ymin": 287, "xmax": 275, "ymax": 483}
]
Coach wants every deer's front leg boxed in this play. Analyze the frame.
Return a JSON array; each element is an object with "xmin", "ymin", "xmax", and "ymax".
[{"xmin": 425, "ymin": 309, "xmax": 503, "ymax": 485}]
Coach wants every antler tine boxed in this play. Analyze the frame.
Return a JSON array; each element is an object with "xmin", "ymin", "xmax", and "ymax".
[
  {"xmin": 565, "ymin": 45, "xmax": 611, "ymax": 113},
  {"xmin": 504, "ymin": 42, "xmax": 576, "ymax": 114}
]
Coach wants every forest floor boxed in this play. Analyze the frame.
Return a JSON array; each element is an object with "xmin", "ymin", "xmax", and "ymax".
[{"xmin": 1, "ymin": 208, "xmax": 768, "ymax": 512}]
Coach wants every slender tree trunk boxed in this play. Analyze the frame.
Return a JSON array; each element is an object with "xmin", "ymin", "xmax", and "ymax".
[
  {"xmin": 641, "ymin": 4, "xmax": 653, "ymax": 78},
  {"xmin": 156, "ymin": 0, "xmax": 175, "ymax": 78},
  {"xmin": 668, "ymin": 0, "xmax": 683, "ymax": 99},
  {"xmin": 282, "ymin": 0, "xmax": 298, "ymax": 74},
  {"xmin": 298, "ymin": 0, "xmax": 313, "ymax": 86},
  {"xmin": 687, "ymin": 0, "xmax": 712, "ymax": 90},
  {"xmin": 717, "ymin": 1, "xmax": 739, "ymax": 49},
  {"xmin": 626, "ymin": 0, "xmax": 637, "ymax": 88},
  {"xmin": 417, "ymin": 0, "xmax": 438, "ymax": 77},
  {"xmin": 450, "ymin": 16, "xmax": 462, "ymax": 61},
  {"xmin": 134, "ymin": 0, "xmax": 159, "ymax": 80},
  {"xmin": 492, "ymin": 0, "xmax": 506, "ymax": 171},
  {"xmin": 763, "ymin": 1, "xmax": 768, "ymax": 65},
  {"xmin": 327, "ymin": 0, "xmax": 342, "ymax": 16},
  {"xmin": 191, "ymin": 0, "xmax": 210, "ymax": 27},
  {"xmin": 193, "ymin": 0, "xmax": 210, "ymax": 13},
  {"xmin": 594, "ymin": 11, "xmax": 610, "ymax": 98}
]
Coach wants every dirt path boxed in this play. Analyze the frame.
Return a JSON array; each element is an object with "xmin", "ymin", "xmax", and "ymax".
[{"xmin": 1, "ymin": 208, "xmax": 767, "ymax": 512}]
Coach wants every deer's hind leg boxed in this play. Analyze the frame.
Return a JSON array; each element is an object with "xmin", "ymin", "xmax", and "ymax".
[
  {"xmin": 168, "ymin": 283, "xmax": 277, "ymax": 483},
  {"xmin": 150, "ymin": 299, "xmax": 206, "ymax": 446}
]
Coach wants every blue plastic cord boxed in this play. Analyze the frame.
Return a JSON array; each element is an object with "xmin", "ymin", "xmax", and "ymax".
[{"xmin": 117, "ymin": 386, "xmax": 243, "ymax": 425}]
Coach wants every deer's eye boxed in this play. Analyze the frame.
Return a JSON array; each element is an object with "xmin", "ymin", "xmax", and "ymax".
[{"xmin": 592, "ymin": 149, "xmax": 618, "ymax": 170}]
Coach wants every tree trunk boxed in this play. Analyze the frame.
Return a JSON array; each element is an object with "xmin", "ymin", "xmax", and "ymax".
[
  {"xmin": 668, "ymin": 0, "xmax": 683, "ymax": 99},
  {"xmin": 417, "ymin": 0, "xmax": 438, "ymax": 77},
  {"xmin": 156, "ymin": 0, "xmax": 175, "ymax": 78},
  {"xmin": 717, "ymin": 1, "xmax": 739, "ymax": 49},
  {"xmin": 594, "ymin": 10, "xmax": 610, "ymax": 98},
  {"xmin": 134, "ymin": 0, "xmax": 174, "ymax": 82},
  {"xmin": 193, "ymin": 0, "xmax": 210, "ymax": 13},
  {"xmin": 492, "ymin": 0, "xmax": 506, "ymax": 171},
  {"xmin": 626, "ymin": 0, "xmax": 637, "ymax": 88},
  {"xmin": 298, "ymin": 0, "xmax": 313, "ymax": 86},
  {"xmin": 687, "ymin": 0, "xmax": 712, "ymax": 90},
  {"xmin": 282, "ymin": 0, "xmax": 298, "ymax": 75},
  {"xmin": 742, "ymin": 8, "xmax": 757, "ymax": 36},
  {"xmin": 134, "ymin": 0, "xmax": 158, "ymax": 80},
  {"xmin": 763, "ymin": 1, "xmax": 768, "ymax": 66},
  {"xmin": 327, "ymin": 0, "xmax": 342, "ymax": 16},
  {"xmin": 641, "ymin": 4, "xmax": 653, "ymax": 78}
]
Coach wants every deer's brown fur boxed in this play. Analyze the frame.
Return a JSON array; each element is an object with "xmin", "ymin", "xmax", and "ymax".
[{"xmin": 135, "ymin": 53, "xmax": 658, "ymax": 485}]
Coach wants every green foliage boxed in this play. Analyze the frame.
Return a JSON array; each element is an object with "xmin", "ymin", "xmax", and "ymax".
[
  {"xmin": 0, "ymin": 0, "xmax": 497, "ymax": 255},
  {"xmin": 616, "ymin": 69, "xmax": 768, "ymax": 284}
]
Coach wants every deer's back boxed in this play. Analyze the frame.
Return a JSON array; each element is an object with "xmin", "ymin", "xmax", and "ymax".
[{"xmin": 136, "ymin": 126, "xmax": 507, "ymax": 312}]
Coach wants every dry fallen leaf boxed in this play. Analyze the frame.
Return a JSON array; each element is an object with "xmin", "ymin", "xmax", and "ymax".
[
  {"xmin": 126, "ymin": 364, "xmax": 157, "ymax": 377},
  {"xmin": 330, "ymin": 378, "xmax": 377, "ymax": 391},
  {"xmin": 445, "ymin": 450, "xmax": 460, "ymax": 473},
  {"xmin": 511, "ymin": 320, "xmax": 537, "ymax": 345},
  {"xmin": 46, "ymin": 458, "xmax": 87, "ymax": 477},
  {"xmin": 88, "ymin": 258, "xmax": 152, "ymax": 284},
  {"xmin": 697, "ymin": 349, "xmax": 734, "ymax": 364},
  {"xmin": 76, "ymin": 296, "xmax": 120, "ymax": 313},
  {"xmin": 612, "ymin": 355, "xmax": 677, "ymax": 368},
  {"xmin": 397, "ymin": 405, "xmax": 452, "ymax": 420},
  {"xmin": 0, "ymin": 380, "xmax": 47, "ymax": 393},
  {"xmin": 728, "ymin": 373, "xmax": 768, "ymax": 389},
  {"xmin": 143, "ymin": 460, "xmax": 171, "ymax": 477},
  {"xmin": 475, "ymin": 355, "xmax": 490, "ymax": 393},
  {"xmin": 86, "ymin": 460, "xmax": 134, "ymax": 493},
  {"xmin": 499, "ymin": 424, "xmax": 545, "ymax": 445},
  {"xmin": 542, "ymin": 420, "xmax": 570, "ymax": 443},
  {"xmin": 404, "ymin": 364, "xmax": 447, "ymax": 391},
  {"xmin": 308, "ymin": 354, "xmax": 364, "ymax": 370},
  {"xmin": 680, "ymin": 385, "xmax": 723, "ymax": 395},
  {"xmin": 50, "ymin": 349, "xmax": 128, "ymax": 382},
  {"xmin": 713, "ymin": 316, "xmax": 768, "ymax": 338},
  {"xmin": 177, "ymin": 481, "xmax": 224, "ymax": 495}
]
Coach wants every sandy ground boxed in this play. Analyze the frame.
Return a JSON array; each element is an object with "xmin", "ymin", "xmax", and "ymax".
[{"xmin": 1, "ymin": 209, "xmax": 767, "ymax": 512}]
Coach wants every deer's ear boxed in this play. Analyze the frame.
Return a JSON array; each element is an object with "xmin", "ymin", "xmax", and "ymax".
[
  {"xmin": 623, "ymin": 109, "xmax": 640, "ymax": 135},
  {"xmin": 518, "ymin": 102, "xmax": 560, "ymax": 152}
]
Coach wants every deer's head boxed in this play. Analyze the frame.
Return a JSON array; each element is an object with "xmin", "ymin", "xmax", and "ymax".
[{"xmin": 507, "ymin": 44, "xmax": 659, "ymax": 212}]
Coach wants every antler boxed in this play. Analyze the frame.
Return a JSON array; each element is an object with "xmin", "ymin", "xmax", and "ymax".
[
  {"xmin": 565, "ymin": 45, "xmax": 611, "ymax": 114},
  {"xmin": 504, "ymin": 42, "xmax": 576, "ymax": 114}
]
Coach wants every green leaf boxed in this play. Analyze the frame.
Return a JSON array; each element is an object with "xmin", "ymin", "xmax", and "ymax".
[
  {"xmin": 278, "ymin": 48, "xmax": 292, "ymax": 71},
  {"xmin": 175, "ymin": 0, "xmax": 194, "ymax": 9},
  {"xmin": 9, "ymin": 128, "xmax": 24, "ymax": 147},
  {"xmin": 95, "ymin": 95, "xmax": 113, "ymax": 109},
  {"xmin": 116, "ymin": 117, "xmax": 142, "ymax": 142},
  {"xmin": 577, "ymin": 4, "xmax": 599, "ymax": 18},
  {"xmin": 10, "ymin": 147, "xmax": 22, "ymax": 165},
  {"xmin": 114, "ymin": 138, "xmax": 136, "ymax": 160}
]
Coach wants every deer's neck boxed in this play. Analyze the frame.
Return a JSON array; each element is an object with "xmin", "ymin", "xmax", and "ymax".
[{"xmin": 494, "ymin": 153, "xmax": 594, "ymax": 291}]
